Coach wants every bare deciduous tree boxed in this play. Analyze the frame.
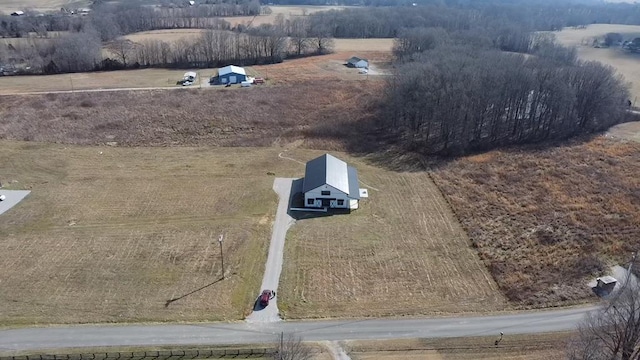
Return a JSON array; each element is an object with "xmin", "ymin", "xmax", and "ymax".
[
  {"xmin": 273, "ymin": 334, "xmax": 314, "ymax": 360},
  {"xmin": 109, "ymin": 39, "xmax": 136, "ymax": 67},
  {"xmin": 568, "ymin": 282, "xmax": 640, "ymax": 360}
]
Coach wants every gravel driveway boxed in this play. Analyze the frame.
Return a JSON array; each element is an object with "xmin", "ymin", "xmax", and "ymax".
[{"xmin": 245, "ymin": 178, "xmax": 296, "ymax": 323}]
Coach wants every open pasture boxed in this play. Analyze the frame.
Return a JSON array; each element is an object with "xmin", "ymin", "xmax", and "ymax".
[
  {"xmin": 278, "ymin": 150, "xmax": 508, "ymax": 319},
  {"xmin": 0, "ymin": 142, "xmax": 310, "ymax": 325}
]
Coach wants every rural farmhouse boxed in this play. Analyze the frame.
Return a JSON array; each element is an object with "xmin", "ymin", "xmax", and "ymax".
[
  {"xmin": 347, "ymin": 56, "xmax": 369, "ymax": 69},
  {"xmin": 303, "ymin": 154, "xmax": 364, "ymax": 210},
  {"xmin": 210, "ymin": 65, "xmax": 247, "ymax": 85}
]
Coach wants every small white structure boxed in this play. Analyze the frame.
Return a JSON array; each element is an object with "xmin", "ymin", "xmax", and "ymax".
[
  {"xmin": 303, "ymin": 154, "xmax": 362, "ymax": 210},
  {"xmin": 347, "ymin": 56, "xmax": 368, "ymax": 69},
  {"xmin": 596, "ymin": 276, "xmax": 618, "ymax": 293},
  {"xmin": 183, "ymin": 71, "xmax": 197, "ymax": 81},
  {"xmin": 10, "ymin": 10, "xmax": 24, "ymax": 16}
]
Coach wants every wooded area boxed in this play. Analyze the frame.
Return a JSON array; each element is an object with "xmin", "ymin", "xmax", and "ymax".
[
  {"xmin": 3, "ymin": 0, "xmax": 640, "ymax": 74},
  {"xmin": 378, "ymin": 32, "xmax": 630, "ymax": 155}
]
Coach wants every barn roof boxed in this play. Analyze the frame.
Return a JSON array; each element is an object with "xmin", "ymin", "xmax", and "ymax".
[
  {"xmin": 218, "ymin": 65, "xmax": 246, "ymax": 76},
  {"xmin": 303, "ymin": 154, "xmax": 360, "ymax": 199},
  {"xmin": 347, "ymin": 56, "xmax": 368, "ymax": 64},
  {"xmin": 597, "ymin": 276, "xmax": 617, "ymax": 284}
]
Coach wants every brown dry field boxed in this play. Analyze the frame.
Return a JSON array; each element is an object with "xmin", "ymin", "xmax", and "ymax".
[
  {"xmin": 430, "ymin": 137, "xmax": 640, "ymax": 306},
  {"xmin": 0, "ymin": 141, "xmax": 321, "ymax": 325},
  {"xmin": 221, "ymin": 5, "xmax": 349, "ymax": 27},
  {"xmin": 345, "ymin": 332, "xmax": 571, "ymax": 359},
  {"xmin": 607, "ymin": 120, "xmax": 640, "ymax": 142},
  {"xmin": 554, "ymin": 24, "xmax": 640, "ymax": 100},
  {"xmin": 123, "ymin": 28, "xmax": 393, "ymax": 53},
  {"xmin": 278, "ymin": 149, "xmax": 508, "ymax": 319},
  {"xmin": 123, "ymin": 29, "xmax": 209, "ymax": 44},
  {"xmin": 0, "ymin": 0, "xmax": 87, "ymax": 13},
  {"xmin": 0, "ymin": 81, "xmax": 379, "ymax": 147},
  {"xmin": 0, "ymin": 68, "xmax": 223, "ymax": 94},
  {"xmin": 0, "ymin": 81, "xmax": 506, "ymax": 319}
]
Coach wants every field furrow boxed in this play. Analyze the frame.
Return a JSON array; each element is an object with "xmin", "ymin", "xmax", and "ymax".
[{"xmin": 279, "ymin": 153, "xmax": 508, "ymax": 318}]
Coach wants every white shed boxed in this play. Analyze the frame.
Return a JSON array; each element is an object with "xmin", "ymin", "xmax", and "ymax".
[{"xmin": 303, "ymin": 154, "xmax": 361, "ymax": 210}]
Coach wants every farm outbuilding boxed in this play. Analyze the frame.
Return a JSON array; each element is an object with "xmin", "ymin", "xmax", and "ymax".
[
  {"xmin": 347, "ymin": 56, "xmax": 368, "ymax": 69},
  {"xmin": 210, "ymin": 65, "xmax": 247, "ymax": 85},
  {"xmin": 596, "ymin": 276, "xmax": 617, "ymax": 294},
  {"xmin": 303, "ymin": 154, "xmax": 363, "ymax": 210}
]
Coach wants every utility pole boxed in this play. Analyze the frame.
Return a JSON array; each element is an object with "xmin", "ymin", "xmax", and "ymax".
[
  {"xmin": 218, "ymin": 234, "xmax": 225, "ymax": 279},
  {"xmin": 626, "ymin": 252, "xmax": 636, "ymax": 288}
]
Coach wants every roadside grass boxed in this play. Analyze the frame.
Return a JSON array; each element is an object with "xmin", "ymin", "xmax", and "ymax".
[
  {"xmin": 345, "ymin": 332, "xmax": 572, "ymax": 359},
  {"xmin": 278, "ymin": 150, "xmax": 508, "ymax": 319},
  {"xmin": 1, "ymin": 344, "xmax": 273, "ymax": 358},
  {"xmin": 0, "ymin": 141, "xmax": 307, "ymax": 325},
  {"xmin": 430, "ymin": 137, "xmax": 640, "ymax": 306},
  {"xmin": 2, "ymin": 342, "xmax": 335, "ymax": 360}
]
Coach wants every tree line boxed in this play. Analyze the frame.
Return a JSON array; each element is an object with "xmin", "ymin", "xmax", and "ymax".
[
  {"xmin": 4, "ymin": 15, "xmax": 334, "ymax": 74},
  {"xmin": 377, "ymin": 30, "xmax": 630, "ymax": 155},
  {"xmin": 0, "ymin": 1, "xmax": 260, "ymax": 40},
  {"xmin": 305, "ymin": 2, "xmax": 640, "ymax": 43}
]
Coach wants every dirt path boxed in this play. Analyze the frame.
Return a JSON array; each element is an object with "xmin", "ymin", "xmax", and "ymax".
[{"xmin": 245, "ymin": 178, "xmax": 296, "ymax": 323}]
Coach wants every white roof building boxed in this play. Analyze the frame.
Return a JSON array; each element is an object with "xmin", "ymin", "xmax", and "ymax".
[{"xmin": 218, "ymin": 65, "xmax": 246, "ymax": 76}]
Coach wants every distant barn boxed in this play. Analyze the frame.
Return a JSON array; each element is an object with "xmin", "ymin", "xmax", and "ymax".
[
  {"xmin": 210, "ymin": 65, "xmax": 247, "ymax": 85},
  {"xmin": 346, "ymin": 56, "xmax": 368, "ymax": 69}
]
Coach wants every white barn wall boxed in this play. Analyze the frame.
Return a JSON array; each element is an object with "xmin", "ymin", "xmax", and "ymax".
[{"xmin": 304, "ymin": 184, "xmax": 350, "ymax": 209}]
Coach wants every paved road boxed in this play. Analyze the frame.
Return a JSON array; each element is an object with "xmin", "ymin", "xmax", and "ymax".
[
  {"xmin": 0, "ymin": 306, "xmax": 593, "ymax": 352},
  {"xmin": 245, "ymin": 178, "xmax": 296, "ymax": 323}
]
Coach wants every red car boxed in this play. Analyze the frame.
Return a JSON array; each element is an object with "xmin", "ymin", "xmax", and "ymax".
[{"xmin": 259, "ymin": 289, "xmax": 275, "ymax": 306}]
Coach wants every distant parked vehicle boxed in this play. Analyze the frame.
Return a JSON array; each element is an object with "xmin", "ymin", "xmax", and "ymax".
[
  {"xmin": 240, "ymin": 81, "xmax": 252, "ymax": 87},
  {"xmin": 0, "ymin": 194, "xmax": 6, "ymax": 201},
  {"xmin": 182, "ymin": 81, "xmax": 193, "ymax": 86},
  {"xmin": 259, "ymin": 289, "xmax": 275, "ymax": 306},
  {"xmin": 253, "ymin": 78, "xmax": 265, "ymax": 84}
]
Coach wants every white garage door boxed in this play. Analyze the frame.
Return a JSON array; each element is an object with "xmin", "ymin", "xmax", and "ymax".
[{"xmin": 230, "ymin": 75, "xmax": 237, "ymax": 83}]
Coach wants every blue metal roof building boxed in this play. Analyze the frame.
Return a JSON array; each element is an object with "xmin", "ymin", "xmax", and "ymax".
[{"xmin": 210, "ymin": 65, "xmax": 247, "ymax": 85}]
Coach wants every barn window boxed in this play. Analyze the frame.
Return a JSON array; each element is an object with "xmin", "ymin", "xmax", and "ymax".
[
  {"xmin": 307, "ymin": 198, "xmax": 314, "ymax": 205},
  {"xmin": 321, "ymin": 190, "xmax": 330, "ymax": 196},
  {"xmin": 337, "ymin": 199, "xmax": 344, "ymax": 206}
]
